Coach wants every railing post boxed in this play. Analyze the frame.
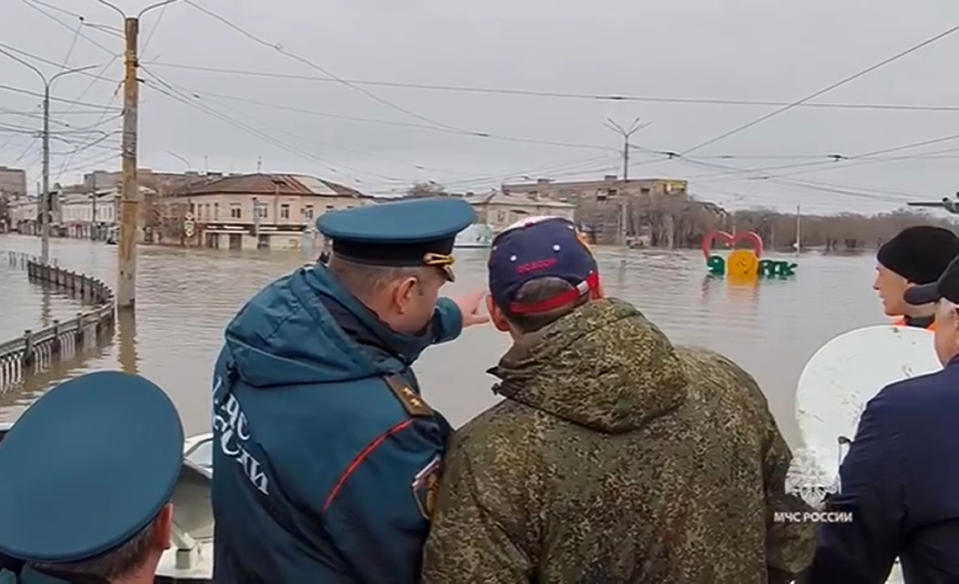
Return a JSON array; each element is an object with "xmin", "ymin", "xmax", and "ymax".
[
  {"xmin": 76, "ymin": 312, "xmax": 85, "ymax": 345},
  {"xmin": 51, "ymin": 320, "xmax": 61, "ymax": 357},
  {"xmin": 22, "ymin": 329, "xmax": 33, "ymax": 367}
]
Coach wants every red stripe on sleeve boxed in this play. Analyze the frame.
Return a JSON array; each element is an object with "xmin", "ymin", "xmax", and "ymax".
[{"xmin": 322, "ymin": 419, "xmax": 414, "ymax": 512}]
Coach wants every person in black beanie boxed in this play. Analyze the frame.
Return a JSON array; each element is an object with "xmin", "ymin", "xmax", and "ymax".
[{"xmin": 874, "ymin": 225, "xmax": 959, "ymax": 328}]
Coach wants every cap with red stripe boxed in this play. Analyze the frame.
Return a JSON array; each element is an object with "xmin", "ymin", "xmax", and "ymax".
[{"xmin": 488, "ymin": 216, "xmax": 599, "ymax": 315}]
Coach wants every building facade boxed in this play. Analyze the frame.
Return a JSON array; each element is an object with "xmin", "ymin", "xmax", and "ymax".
[
  {"xmin": 503, "ymin": 176, "xmax": 688, "ymax": 201},
  {"xmin": 10, "ymin": 197, "xmax": 38, "ymax": 234},
  {"xmin": 0, "ymin": 166, "xmax": 27, "ymax": 199},
  {"xmin": 503, "ymin": 176, "xmax": 688, "ymax": 244},
  {"xmin": 170, "ymin": 173, "xmax": 371, "ymax": 250},
  {"xmin": 468, "ymin": 191, "xmax": 576, "ymax": 233},
  {"xmin": 59, "ymin": 188, "xmax": 131, "ymax": 240}
]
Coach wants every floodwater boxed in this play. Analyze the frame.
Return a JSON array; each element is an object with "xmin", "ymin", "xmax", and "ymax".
[{"xmin": 0, "ymin": 233, "xmax": 885, "ymax": 447}]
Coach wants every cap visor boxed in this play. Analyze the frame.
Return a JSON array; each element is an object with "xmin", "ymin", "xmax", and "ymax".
[{"xmin": 904, "ymin": 282, "xmax": 940, "ymax": 306}]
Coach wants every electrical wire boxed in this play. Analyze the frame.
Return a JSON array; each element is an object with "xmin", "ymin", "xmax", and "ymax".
[
  {"xmin": 145, "ymin": 61, "xmax": 959, "ymax": 114},
  {"xmin": 20, "ymin": 0, "xmax": 117, "ymax": 56},
  {"xmin": 10, "ymin": 138, "xmax": 39, "ymax": 165},
  {"xmin": 0, "ymin": 83, "xmax": 121, "ymax": 110},
  {"xmin": 141, "ymin": 2, "xmax": 168, "ymax": 54},
  {"xmin": 139, "ymin": 66, "xmax": 382, "ymax": 186},
  {"xmin": 0, "ymin": 43, "xmax": 121, "ymax": 87},
  {"xmin": 176, "ymin": 89, "xmax": 470, "ymax": 177},
  {"xmin": 679, "ymin": 23, "xmax": 959, "ymax": 155},
  {"xmin": 676, "ymin": 130, "xmax": 959, "ymax": 183},
  {"xmin": 675, "ymin": 157, "xmax": 921, "ymax": 203},
  {"xmin": 54, "ymin": 150, "xmax": 119, "ymax": 177},
  {"xmin": 170, "ymin": 86, "xmax": 617, "ymax": 153},
  {"xmin": 60, "ymin": 18, "xmax": 82, "ymax": 68},
  {"xmin": 183, "ymin": 0, "xmax": 469, "ymax": 135}
]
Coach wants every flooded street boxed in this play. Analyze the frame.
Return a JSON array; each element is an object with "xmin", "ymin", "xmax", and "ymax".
[{"xmin": 0, "ymin": 233, "xmax": 884, "ymax": 446}]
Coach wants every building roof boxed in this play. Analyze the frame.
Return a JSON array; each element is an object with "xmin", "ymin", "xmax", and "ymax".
[
  {"xmin": 504, "ymin": 177, "xmax": 687, "ymax": 189},
  {"xmin": 175, "ymin": 173, "xmax": 368, "ymax": 198},
  {"xmin": 469, "ymin": 191, "xmax": 576, "ymax": 208}
]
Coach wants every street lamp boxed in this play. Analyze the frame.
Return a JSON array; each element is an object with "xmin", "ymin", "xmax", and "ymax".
[{"xmin": 0, "ymin": 48, "xmax": 96, "ymax": 264}]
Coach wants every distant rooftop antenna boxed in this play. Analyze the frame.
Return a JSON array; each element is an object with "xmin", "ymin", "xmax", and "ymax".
[{"xmin": 257, "ymin": 156, "xmax": 262, "ymax": 173}]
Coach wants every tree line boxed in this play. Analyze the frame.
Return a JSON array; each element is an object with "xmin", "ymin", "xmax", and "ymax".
[{"xmin": 634, "ymin": 196, "xmax": 958, "ymax": 251}]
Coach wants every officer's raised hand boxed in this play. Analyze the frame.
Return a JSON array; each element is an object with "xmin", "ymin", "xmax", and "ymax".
[{"xmin": 450, "ymin": 289, "xmax": 491, "ymax": 328}]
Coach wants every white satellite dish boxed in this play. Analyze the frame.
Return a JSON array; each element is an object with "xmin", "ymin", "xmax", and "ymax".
[{"xmin": 794, "ymin": 325, "xmax": 940, "ymax": 480}]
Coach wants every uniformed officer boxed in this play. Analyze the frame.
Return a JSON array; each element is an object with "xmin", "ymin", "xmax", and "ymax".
[
  {"xmin": 211, "ymin": 197, "xmax": 488, "ymax": 583},
  {"xmin": 0, "ymin": 371, "xmax": 184, "ymax": 584}
]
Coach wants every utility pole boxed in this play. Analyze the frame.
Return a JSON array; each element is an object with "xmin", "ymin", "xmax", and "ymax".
[
  {"xmin": 795, "ymin": 204, "xmax": 802, "ymax": 255},
  {"xmin": 253, "ymin": 196, "xmax": 261, "ymax": 241},
  {"xmin": 116, "ymin": 16, "xmax": 140, "ymax": 308},
  {"xmin": 98, "ymin": 0, "xmax": 179, "ymax": 308},
  {"xmin": 90, "ymin": 193, "xmax": 98, "ymax": 240},
  {"xmin": 604, "ymin": 118, "xmax": 651, "ymax": 255},
  {"xmin": 41, "ymin": 85, "xmax": 50, "ymax": 262},
  {"xmin": 0, "ymin": 48, "xmax": 95, "ymax": 264}
]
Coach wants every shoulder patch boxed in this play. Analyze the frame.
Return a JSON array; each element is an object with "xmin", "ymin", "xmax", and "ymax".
[
  {"xmin": 384, "ymin": 374, "xmax": 433, "ymax": 417},
  {"xmin": 412, "ymin": 455, "xmax": 442, "ymax": 519}
]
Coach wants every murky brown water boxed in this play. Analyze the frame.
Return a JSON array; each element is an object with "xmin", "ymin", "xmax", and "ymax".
[
  {"xmin": 0, "ymin": 233, "xmax": 885, "ymax": 447},
  {"xmin": 0, "ymin": 260, "xmax": 100, "ymax": 334}
]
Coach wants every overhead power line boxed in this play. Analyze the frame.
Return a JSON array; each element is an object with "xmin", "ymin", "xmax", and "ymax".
[
  {"xmin": 182, "ymin": 0, "xmax": 469, "ymax": 134},
  {"xmin": 139, "ymin": 66, "xmax": 398, "ymax": 186},
  {"xmin": 166, "ymin": 85, "xmax": 618, "ymax": 152},
  {"xmin": 20, "ymin": 0, "xmax": 118, "ymax": 55},
  {"xmin": 675, "ymin": 157, "xmax": 922, "ymax": 203},
  {"xmin": 680, "ymin": 22, "xmax": 959, "ymax": 155},
  {"xmin": 0, "ymin": 83, "xmax": 122, "ymax": 110},
  {"xmin": 146, "ymin": 61, "xmax": 959, "ymax": 114},
  {"xmin": 0, "ymin": 43, "xmax": 121, "ymax": 86},
  {"xmin": 671, "ymin": 129, "xmax": 959, "ymax": 183}
]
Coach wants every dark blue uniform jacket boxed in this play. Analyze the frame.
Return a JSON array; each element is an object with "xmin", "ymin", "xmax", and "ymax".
[
  {"xmin": 806, "ymin": 356, "xmax": 959, "ymax": 583},
  {"xmin": 211, "ymin": 263, "xmax": 461, "ymax": 583}
]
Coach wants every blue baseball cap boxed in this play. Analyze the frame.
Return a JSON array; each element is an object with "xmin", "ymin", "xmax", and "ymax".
[
  {"xmin": 0, "ymin": 372, "xmax": 184, "ymax": 565},
  {"xmin": 488, "ymin": 216, "xmax": 599, "ymax": 314},
  {"xmin": 317, "ymin": 197, "xmax": 476, "ymax": 281}
]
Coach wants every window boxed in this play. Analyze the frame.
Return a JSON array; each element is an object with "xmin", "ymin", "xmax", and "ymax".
[
  {"xmin": 280, "ymin": 204, "xmax": 290, "ymax": 219},
  {"xmin": 325, "ymin": 205, "xmax": 334, "ymax": 212},
  {"xmin": 214, "ymin": 202, "xmax": 219, "ymax": 220},
  {"xmin": 230, "ymin": 203, "xmax": 242, "ymax": 219},
  {"xmin": 303, "ymin": 205, "xmax": 314, "ymax": 220},
  {"xmin": 255, "ymin": 205, "xmax": 268, "ymax": 219},
  {"xmin": 640, "ymin": 187, "xmax": 651, "ymax": 195},
  {"xmin": 496, "ymin": 210, "xmax": 506, "ymax": 223}
]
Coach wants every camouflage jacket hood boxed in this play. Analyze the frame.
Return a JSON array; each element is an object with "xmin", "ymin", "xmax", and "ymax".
[{"xmin": 489, "ymin": 297, "xmax": 688, "ymax": 433}]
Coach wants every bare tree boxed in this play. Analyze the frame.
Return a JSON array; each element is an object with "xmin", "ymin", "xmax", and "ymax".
[{"xmin": 406, "ymin": 182, "xmax": 448, "ymax": 198}]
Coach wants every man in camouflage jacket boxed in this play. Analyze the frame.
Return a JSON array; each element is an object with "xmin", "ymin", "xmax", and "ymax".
[{"xmin": 422, "ymin": 216, "xmax": 814, "ymax": 584}]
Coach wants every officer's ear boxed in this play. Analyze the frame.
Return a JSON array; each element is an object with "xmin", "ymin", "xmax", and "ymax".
[
  {"xmin": 393, "ymin": 276, "xmax": 419, "ymax": 313},
  {"xmin": 153, "ymin": 503, "xmax": 174, "ymax": 551}
]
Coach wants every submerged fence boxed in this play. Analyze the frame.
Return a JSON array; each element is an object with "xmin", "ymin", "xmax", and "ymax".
[{"xmin": 0, "ymin": 252, "xmax": 115, "ymax": 391}]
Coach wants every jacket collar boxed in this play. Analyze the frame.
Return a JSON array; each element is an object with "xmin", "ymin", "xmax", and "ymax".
[{"xmin": 303, "ymin": 263, "xmax": 435, "ymax": 366}]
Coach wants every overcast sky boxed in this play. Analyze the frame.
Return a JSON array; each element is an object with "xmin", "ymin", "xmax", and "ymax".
[{"xmin": 2, "ymin": 0, "xmax": 959, "ymax": 214}]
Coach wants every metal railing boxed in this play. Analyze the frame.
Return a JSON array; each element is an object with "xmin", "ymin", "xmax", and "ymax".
[{"xmin": 1, "ymin": 253, "xmax": 115, "ymax": 391}]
